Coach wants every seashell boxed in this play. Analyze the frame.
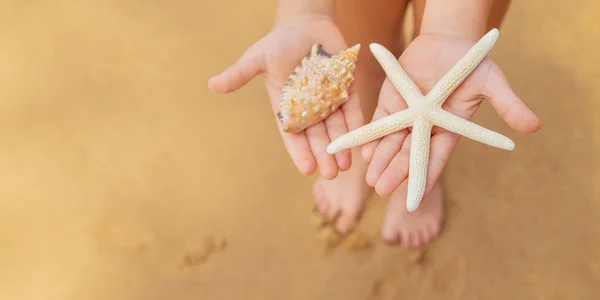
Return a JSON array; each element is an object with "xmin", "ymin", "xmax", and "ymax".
[{"xmin": 277, "ymin": 43, "xmax": 360, "ymax": 133}]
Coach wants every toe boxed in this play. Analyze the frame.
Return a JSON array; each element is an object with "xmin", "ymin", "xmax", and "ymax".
[
  {"xmin": 336, "ymin": 215, "xmax": 355, "ymax": 234},
  {"xmin": 427, "ymin": 221, "xmax": 441, "ymax": 239},
  {"xmin": 312, "ymin": 181, "xmax": 327, "ymax": 209},
  {"xmin": 336, "ymin": 194, "xmax": 370, "ymax": 233},
  {"xmin": 315, "ymin": 201, "xmax": 326, "ymax": 214},
  {"xmin": 412, "ymin": 233, "xmax": 421, "ymax": 248},
  {"xmin": 417, "ymin": 229, "xmax": 429, "ymax": 248},
  {"xmin": 403, "ymin": 232, "xmax": 414, "ymax": 248},
  {"xmin": 381, "ymin": 180, "xmax": 446, "ymax": 249},
  {"xmin": 382, "ymin": 222, "xmax": 399, "ymax": 243},
  {"xmin": 336, "ymin": 206, "xmax": 360, "ymax": 234},
  {"xmin": 408, "ymin": 232, "xmax": 419, "ymax": 248},
  {"xmin": 312, "ymin": 179, "xmax": 341, "ymax": 221},
  {"xmin": 319, "ymin": 201, "xmax": 330, "ymax": 216},
  {"xmin": 324, "ymin": 202, "xmax": 340, "ymax": 221}
]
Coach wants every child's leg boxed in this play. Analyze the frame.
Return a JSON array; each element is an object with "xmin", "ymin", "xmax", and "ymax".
[
  {"xmin": 411, "ymin": 0, "xmax": 512, "ymax": 38},
  {"xmin": 335, "ymin": 0, "xmax": 409, "ymax": 121},
  {"xmin": 380, "ymin": 0, "xmax": 512, "ymax": 248},
  {"xmin": 313, "ymin": 0, "xmax": 410, "ymax": 233}
]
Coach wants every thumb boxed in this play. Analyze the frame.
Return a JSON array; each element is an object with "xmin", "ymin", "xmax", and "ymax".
[
  {"xmin": 484, "ymin": 63, "xmax": 542, "ymax": 133},
  {"xmin": 208, "ymin": 39, "xmax": 266, "ymax": 94}
]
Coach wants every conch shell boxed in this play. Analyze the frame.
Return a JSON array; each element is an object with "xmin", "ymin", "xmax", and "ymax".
[{"xmin": 277, "ymin": 43, "xmax": 360, "ymax": 133}]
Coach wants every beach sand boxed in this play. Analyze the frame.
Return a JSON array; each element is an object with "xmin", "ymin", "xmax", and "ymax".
[{"xmin": 0, "ymin": 0, "xmax": 599, "ymax": 299}]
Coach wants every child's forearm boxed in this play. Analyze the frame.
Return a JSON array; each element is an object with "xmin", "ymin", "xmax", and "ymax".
[
  {"xmin": 275, "ymin": 0, "xmax": 336, "ymax": 22},
  {"xmin": 420, "ymin": 0, "xmax": 492, "ymax": 40}
]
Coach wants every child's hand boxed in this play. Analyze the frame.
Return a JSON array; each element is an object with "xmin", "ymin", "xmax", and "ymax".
[
  {"xmin": 208, "ymin": 15, "xmax": 364, "ymax": 179},
  {"xmin": 362, "ymin": 32, "xmax": 541, "ymax": 197}
]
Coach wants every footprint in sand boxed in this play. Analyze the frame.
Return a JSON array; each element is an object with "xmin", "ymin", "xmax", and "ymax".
[
  {"xmin": 94, "ymin": 214, "xmax": 158, "ymax": 255},
  {"xmin": 179, "ymin": 236, "xmax": 227, "ymax": 270},
  {"xmin": 407, "ymin": 248, "xmax": 428, "ymax": 264},
  {"xmin": 364, "ymin": 248, "xmax": 431, "ymax": 300},
  {"xmin": 367, "ymin": 276, "xmax": 411, "ymax": 300},
  {"xmin": 366, "ymin": 278, "xmax": 385, "ymax": 300},
  {"xmin": 310, "ymin": 210, "xmax": 374, "ymax": 255},
  {"xmin": 94, "ymin": 215, "xmax": 228, "ymax": 271},
  {"xmin": 93, "ymin": 214, "xmax": 179, "ymax": 274}
]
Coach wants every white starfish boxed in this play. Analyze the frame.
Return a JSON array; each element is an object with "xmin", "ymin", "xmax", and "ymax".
[{"xmin": 326, "ymin": 28, "xmax": 515, "ymax": 212}]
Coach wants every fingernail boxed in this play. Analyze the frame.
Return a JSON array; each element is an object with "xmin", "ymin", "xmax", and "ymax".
[{"xmin": 362, "ymin": 150, "xmax": 372, "ymax": 162}]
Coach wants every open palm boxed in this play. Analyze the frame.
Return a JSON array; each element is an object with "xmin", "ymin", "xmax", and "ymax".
[
  {"xmin": 208, "ymin": 15, "xmax": 364, "ymax": 179},
  {"xmin": 362, "ymin": 32, "xmax": 541, "ymax": 197}
]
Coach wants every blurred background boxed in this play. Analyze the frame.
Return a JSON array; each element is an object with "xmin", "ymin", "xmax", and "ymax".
[{"xmin": 0, "ymin": 0, "xmax": 598, "ymax": 299}]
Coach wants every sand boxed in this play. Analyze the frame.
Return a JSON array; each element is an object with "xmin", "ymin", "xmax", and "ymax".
[{"xmin": 0, "ymin": 0, "xmax": 599, "ymax": 299}]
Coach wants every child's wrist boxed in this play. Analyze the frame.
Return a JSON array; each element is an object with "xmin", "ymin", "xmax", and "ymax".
[
  {"xmin": 419, "ymin": 0, "xmax": 492, "ymax": 41},
  {"xmin": 274, "ymin": 0, "xmax": 336, "ymax": 24}
]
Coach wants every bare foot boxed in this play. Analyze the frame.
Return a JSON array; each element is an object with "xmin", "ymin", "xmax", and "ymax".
[
  {"xmin": 313, "ymin": 148, "xmax": 373, "ymax": 233},
  {"xmin": 382, "ymin": 178, "xmax": 446, "ymax": 248}
]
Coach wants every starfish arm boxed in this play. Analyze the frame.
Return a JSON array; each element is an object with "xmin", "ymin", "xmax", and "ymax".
[
  {"xmin": 406, "ymin": 117, "xmax": 432, "ymax": 212},
  {"xmin": 326, "ymin": 109, "xmax": 415, "ymax": 154},
  {"xmin": 426, "ymin": 28, "xmax": 500, "ymax": 106},
  {"xmin": 369, "ymin": 43, "xmax": 424, "ymax": 106},
  {"xmin": 429, "ymin": 108, "xmax": 515, "ymax": 150}
]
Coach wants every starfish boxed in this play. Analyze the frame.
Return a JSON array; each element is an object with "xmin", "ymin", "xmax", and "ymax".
[{"xmin": 326, "ymin": 28, "xmax": 515, "ymax": 212}]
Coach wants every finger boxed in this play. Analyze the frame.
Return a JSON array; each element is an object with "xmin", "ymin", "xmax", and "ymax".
[
  {"xmin": 340, "ymin": 84, "xmax": 364, "ymax": 131},
  {"xmin": 374, "ymin": 134, "xmax": 412, "ymax": 196},
  {"xmin": 306, "ymin": 122, "xmax": 339, "ymax": 179},
  {"xmin": 362, "ymin": 78, "xmax": 410, "ymax": 162},
  {"xmin": 365, "ymin": 129, "xmax": 409, "ymax": 187},
  {"xmin": 361, "ymin": 106, "xmax": 390, "ymax": 162},
  {"xmin": 207, "ymin": 39, "xmax": 266, "ymax": 94},
  {"xmin": 265, "ymin": 85, "xmax": 317, "ymax": 176},
  {"xmin": 324, "ymin": 110, "xmax": 351, "ymax": 171},
  {"xmin": 484, "ymin": 63, "xmax": 542, "ymax": 133},
  {"xmin": 378, "ymin": 78, "xmax": 411, "ymax": 115},
  {"xmin": 281, "ymin": 131, "xmax": 317, "ymax": 176},
  {"xmin": 418, "ymin": 130, "xmax": 460, "ymax": 200}
]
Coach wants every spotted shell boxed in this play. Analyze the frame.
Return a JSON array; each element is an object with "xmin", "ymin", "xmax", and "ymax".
[{"xmin": 277, "ymin": 43, "xmax": 360, "ymax": 133}]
